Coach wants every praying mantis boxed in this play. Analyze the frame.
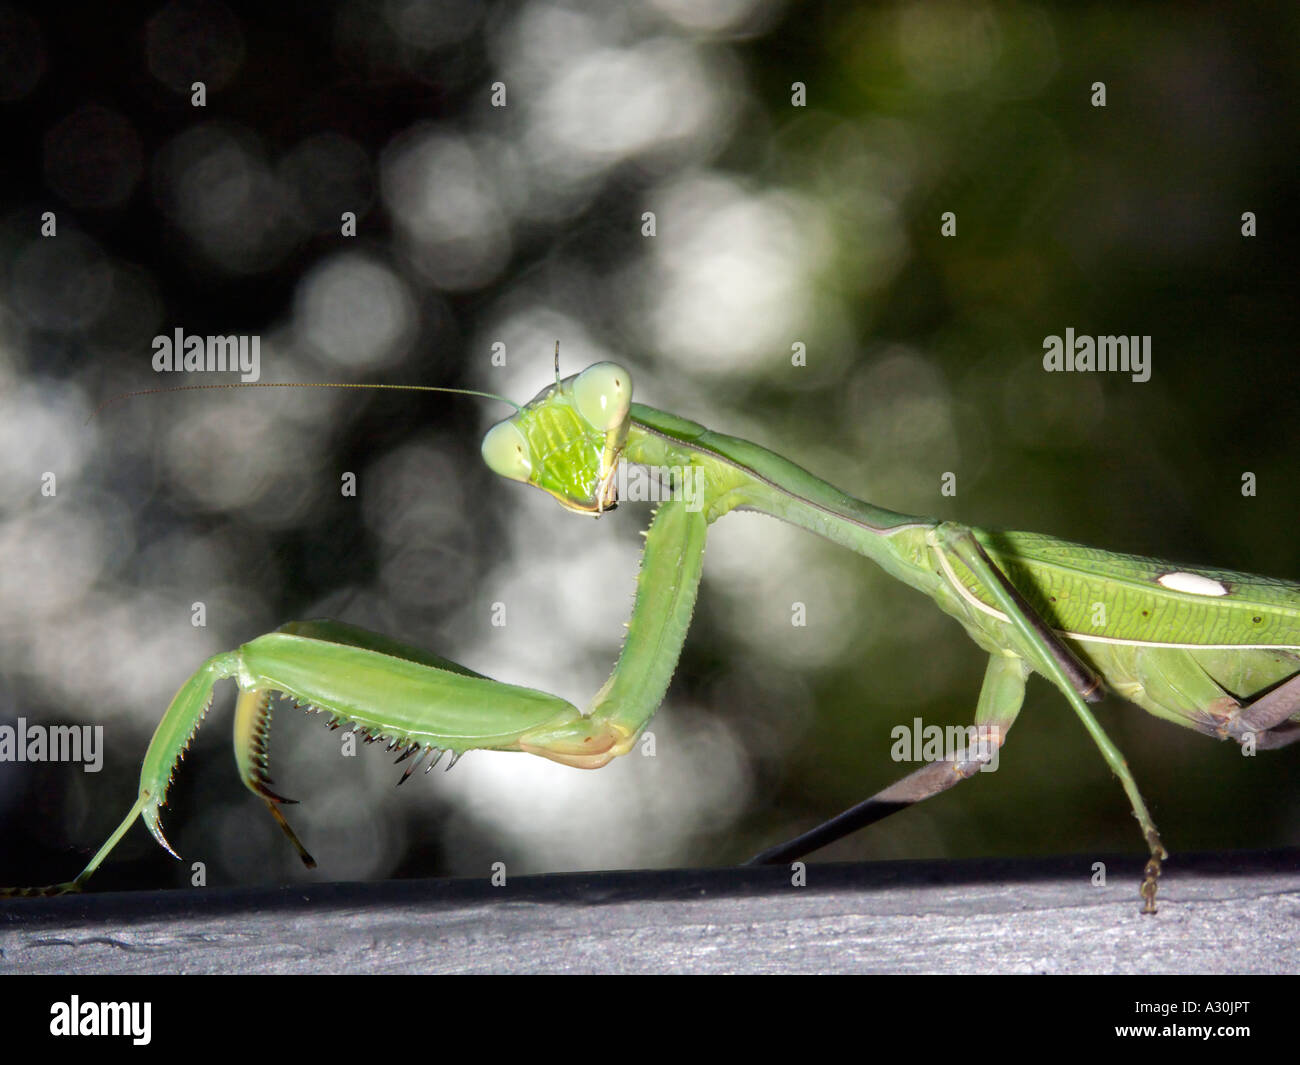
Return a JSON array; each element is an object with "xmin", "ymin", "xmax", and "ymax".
[{"xmin": 3, "ymin": 357, "xmax": 1299, "ymax": 912}]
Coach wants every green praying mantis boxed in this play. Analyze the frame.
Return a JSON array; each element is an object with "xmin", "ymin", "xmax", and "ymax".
[{"xmin": 3, "ymin": 356, "xmax": 1299, "ymax": 912}]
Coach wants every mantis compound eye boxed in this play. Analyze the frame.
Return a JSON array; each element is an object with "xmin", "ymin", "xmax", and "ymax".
[
  {"xmin": 481, "ymin": 419, "xmax": 533, "ymax": 483},
  {"xmin": 573, "ymin": 362, "xmax": 632, "ymax": 432}
]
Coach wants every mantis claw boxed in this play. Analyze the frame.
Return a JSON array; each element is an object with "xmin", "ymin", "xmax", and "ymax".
[
  {"xmin": 143, "ymin": 802, "xmax": 182, "ymax": 861},
  {"xmin": 1138, "ymin": 829, "xmax": 1166, "ymax": 914},
  {"xmin": 247, "ymin": 780, "xmax": 300, "ymax": 806}
]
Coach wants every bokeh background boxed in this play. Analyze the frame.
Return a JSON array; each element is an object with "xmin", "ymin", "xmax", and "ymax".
[{"xmin": 1, "ymin": 0, "xmax": 1297, "ymax": 893}]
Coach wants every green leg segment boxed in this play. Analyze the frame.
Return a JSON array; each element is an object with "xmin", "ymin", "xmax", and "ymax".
[
  {"xmin": 933, "ymin": 522, "xmax": 1167, "ymax": 913},
  {"xmin": 2, "ymin": 502, "xmax": 707, "ymax": 895}
]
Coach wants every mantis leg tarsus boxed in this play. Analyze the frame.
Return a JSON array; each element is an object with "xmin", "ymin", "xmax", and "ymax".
[
  {"xmin": 0, "ymin": 791, "xmax": 165, "ymax": 897},
  {"xmin": 1140, "ymin": 858, "xmax": 1161, "ymax": 915},
  {"xmin": 0, "ymin": 880, "xmax": 84, "ymax": 898},
  {"xmin": 745, "ymin": 757, "xmax": 985, "ymax": 867},
  {"xmin": 262, "ymin": 800, "xmax": 316, "ymax": 869},
  {"xmin": 746, "ymin": 653, "xmax": 1026, "ymax": 866}
]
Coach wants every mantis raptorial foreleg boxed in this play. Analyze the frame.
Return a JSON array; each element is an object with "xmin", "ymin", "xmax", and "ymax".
[
  {"xmin": 1, "ymin": 500, "xmax": 705, "ymax": 896},
  {"xmin": 526, "ymin": 499, "xmax": 708, "ymax": 760},
  {"xmin": 748, "ymin": 652, "xmax": 1026, "ymax": 866}
]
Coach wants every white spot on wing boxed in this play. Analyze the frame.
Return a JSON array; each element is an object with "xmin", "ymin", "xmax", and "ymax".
[{"xmin": 1156, "ymin": 571, "xmax": 1229, "ymax": 596}]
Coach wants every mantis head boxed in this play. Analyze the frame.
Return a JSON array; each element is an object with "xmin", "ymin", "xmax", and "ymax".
[{"xmin": 480, "ymin": 361, "xmax": 633, "ymax": 516}]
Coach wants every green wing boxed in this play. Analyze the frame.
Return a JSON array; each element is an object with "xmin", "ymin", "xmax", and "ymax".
[{"xmin": 975, "ymin": 530, "xmax": 1300, "ymax": 648}]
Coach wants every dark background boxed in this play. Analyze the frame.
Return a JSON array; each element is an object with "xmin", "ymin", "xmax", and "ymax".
[{"xmin": 0, "ymin": 0, "xmax": 1297, "ymax": 893}]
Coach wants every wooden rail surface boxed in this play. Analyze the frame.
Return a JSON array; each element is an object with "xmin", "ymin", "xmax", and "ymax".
[{"xmin": 2, "ymin": 850, "xmax": 1298, "ymax": 974}]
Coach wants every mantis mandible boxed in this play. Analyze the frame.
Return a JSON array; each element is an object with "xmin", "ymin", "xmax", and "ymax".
[{"xmin": 4, "ymin": 357, "xmax": 1299, "ymax": 912}]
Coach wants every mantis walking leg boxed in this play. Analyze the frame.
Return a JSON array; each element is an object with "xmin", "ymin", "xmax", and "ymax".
[
  {"xmin": 752, "ymin": 521, "xmax": 1169, "ymax": 912},
  {"xmin": 1223, "ymin": 673, "xmax": 1300, "ymax": 747},
  {"xmin": 748, "ymin": 653, "xmax": 1026, "ymax": 865},
  {"xmin": 936, "ymin": 522, "xmax": 1166, "ymax": 912}
]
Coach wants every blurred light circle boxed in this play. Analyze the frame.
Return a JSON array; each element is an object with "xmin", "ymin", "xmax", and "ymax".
[
  {"xmin": 294, "ymin": 252, "xmax": 416, "ymax": 368},
  {"xmin": 380, "ymin": 128, "xmax": 511, "ymax": 291},
  {"xmin": 0, "ymin": 500, "xmax": 113, "ymax": 617},
  {"xmin": 154, "ymin": 124, "xmax": 296, "ymax": 272},
  {"xmin": 0, "ymin": 381, "xmax": 91, "ymax": 500},
  {"xmin": 536, "ymin": 39, "xmax": 729, "ymax": 174},
  {"xmin": 898, "ymin": 3, "xmax": 1000, "ymax": 93},
  {"xmin": 646, "ymin": 175, "xmax": 831, "ymax": 373}
]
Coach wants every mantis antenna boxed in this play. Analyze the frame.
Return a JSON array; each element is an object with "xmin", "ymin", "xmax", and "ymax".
[{"xmin": 85, "ymin": 379, "xmax": 522, "ymax": 425}]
